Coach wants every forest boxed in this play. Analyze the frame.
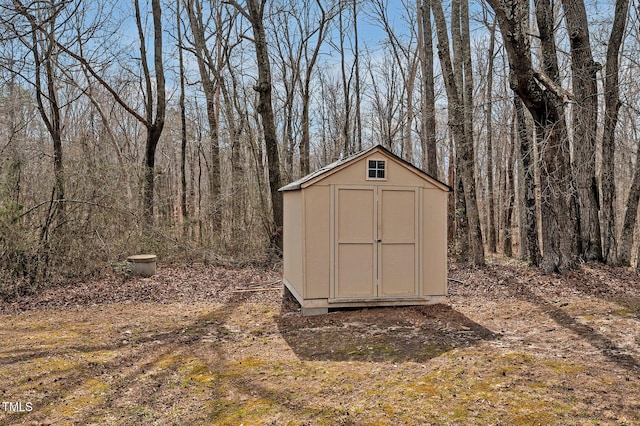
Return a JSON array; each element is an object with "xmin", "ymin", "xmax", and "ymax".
[
  {"xmin": 1, "ymin": 0, "xmax": 640, "ymax": 295},
  {"xmin": 3, "ymin": 1, "xmax": 640, "ymax": 423}
]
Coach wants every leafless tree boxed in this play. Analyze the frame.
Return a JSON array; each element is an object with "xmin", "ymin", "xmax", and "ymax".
[
  {"xmin": 4, "ymin": 0, "xmax": 70, "ymax": 224},
  {"xmin": 484, "ymin": 17, "xmax": 498, "ymax": 253},
  {"xmin": 228, "ymin": 0, "xmax": 284, "ymax": 251},
  {"xmin": 563, "ymin": 0, "xmax": 602, "ymax": 261},
  {"xmin": 416, "ymin": 0, "xmax": 438, "ymax": 176},
  {"xmin": 487, "ymin": 0, "xmax": 579, "ymax": 272},
  {"xmin": 601, "ymin": 0, "xmax": 630, "ymax": 265},
  {"xmin": 432, "ymin": 0, "xmax": 484, "ymax": 265}
]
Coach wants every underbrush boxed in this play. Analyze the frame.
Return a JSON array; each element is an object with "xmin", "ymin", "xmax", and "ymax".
[{"xmin": 0, "ymin": 208, "xmax": 275, "ymax": 300}]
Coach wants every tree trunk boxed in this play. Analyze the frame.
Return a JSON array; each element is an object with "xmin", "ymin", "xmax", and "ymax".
[
  {"xmin": 417, "ymin": 0, "xmax": 438, "ymax": 176},
  {"xmin": 601, "ymin": 0, "xmax": 629, "ymax": 265},
  {"xmin": 486, "ymin": 20, "xmax": 497, "ymax": 253},
  {"xmin": 460, "ymin": 0, "xmax": 484, "ymax": 264},
  {"xmin": 300, "ymin": 0, "xmax": 328, "ymax": 176},
  {"xmin": 137, "ymin": 0, "xmax": 166, "ymax": 223},
  {"xmin": 177, "ymin": 0, "xmax": 189, "ymax": 235},
  {"xmin": 514, "ymin": 95, "xmax": 541, "ymax": 265},
  {"xmin": 185, "ymin": 0, "xmax": 222, "ymax": 232},
  {"xmin": 562, "ymin": 0, "xmax": 602, "ymax": 261},
  {"xmin": 353, "ymin": 0, "xmax": 362, "ymax": 152},
  {"xmin": 339, "ymin": 5, "xmax": 352, "ymax": 157},
  {"xmin": 535, "ymin": 0, "xmax": 579, "ymax": 272},
  {"xmin": 487, "ymin": 0, "xmax": 578, "ymax": 272},
  {"xmin": 618, "ymin": 140, "xmax": 640, "ymax": 266},
  {"xmin": 433, "ymin": 0, "xmax": 484, "ymax": 265},
  {"xmin": 244, "ymin": 0, "xmax": 284, "ymax": 251},
  {"xmin": 221, "ymin": 71, "xmax": 247, "ymax": 245},
  {"xmin": 503, "ymin": 113, "xmax": 516, "ymax": 257}
]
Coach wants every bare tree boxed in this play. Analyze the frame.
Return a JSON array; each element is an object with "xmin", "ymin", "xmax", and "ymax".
[
  {"xmin": 485, "ymin": 17, "xmax": 497, "ymax": 253},
  {"xmin": 352, "ymin": 0, "xmax": 363, "ymax": 152},
  {"xmin": 338, "ymin": 1, "xmax": 353, "ymax": 157},
  {"xmin": 514, "ymin": 95, "xmax": 541, "ymax": 265},
  {"xmin": 229, "ymin": 0, "xmax": 284, "ymax": 251},
  {"xmin": 184, "ymin": 0, "xmax": 232, "ymax": 234},
  {"xmin": 370, "ymin": 0, "xmax": 419, "ymax": 161},
  {"xmin": 502, "ymin": 107, "xmax": 516, "ymax": 257},
  {"xmin": 177, "ymin": 0, "xmax": 189, "ymax": 235},
  {"xmin": 135, "ymin": 0, "xmax": 167, "ymax": 222},
  {"xmin": 6, "ymin": 0, "xmax": 69, "ymax": 224},
  {"xmin": 487, "ymin": 0, "xmax": 579, "ymax": 272},
  {"xmin": 416, "ymin": 0, "xmax": 438, "ymax": 176},
  {"xmin": 619, "ymin": 129, "xmax": 640, "ymax": 266},
  {"xmin": 432, "ymin": 0, "xmax": 484, "ymax": 265},
  {"xmin": 563, "ymin": 0, "xmax": 602, "ymax": 261},
  {"xmin": 297, "ymin": 0, "xmax": 331, "ymax": 175},
  {"xmin": 601, "ymin": 0, "xmax": 630, "ymax": 265}
]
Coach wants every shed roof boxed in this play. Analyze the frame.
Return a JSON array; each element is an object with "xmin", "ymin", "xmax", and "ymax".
[{"xmin": 279, "ymin": 144, "xmax": 450, "ymax": 192}]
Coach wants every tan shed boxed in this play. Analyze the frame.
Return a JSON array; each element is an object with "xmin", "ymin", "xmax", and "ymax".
[{"xmin": 279, "ymin": 144, "xmax": 450, "ymax": 316}]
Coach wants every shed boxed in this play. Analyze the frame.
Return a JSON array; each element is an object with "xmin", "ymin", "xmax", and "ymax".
[{"xmin": 279, "ymin": 144, "xmax": 450, "ymax": 316}]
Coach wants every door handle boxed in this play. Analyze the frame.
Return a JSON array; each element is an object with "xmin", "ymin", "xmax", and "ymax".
[{"xmin": 375, "ymin": 239, "xmax": 382, "ymax": 243}]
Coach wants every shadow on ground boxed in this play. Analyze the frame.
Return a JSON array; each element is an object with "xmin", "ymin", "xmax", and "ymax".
[{"xmin": 277, "ymin": 302, "xmax": 499, "ymax": 363}]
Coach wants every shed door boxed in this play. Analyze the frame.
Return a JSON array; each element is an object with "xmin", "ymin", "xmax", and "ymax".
[
  {"xmin": 334, "ymin": 186, "xmax": 418, "ymax": 299},
  {"xmin": 378, "ymin": 187, "xmax": 419, "ymax": 297},
  {"xmin": 334, "ymin": 187, "xmax": 377, "ymax": 298}
]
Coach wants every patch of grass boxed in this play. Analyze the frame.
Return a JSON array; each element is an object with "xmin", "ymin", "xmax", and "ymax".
[
  {"xmin": 184, "ymin": 359, "xmax": 217, "ymax": 384},
  {"xmin": 610, "ymin": 308, "xmax": 632, "ymax": 317},
  {"xmin": 207, "ymin": 398, "xmax": 278, "ymax": 425},
  {"xmin": 49, "ymin": 378, "xmax": 110, "ymax": 419}
]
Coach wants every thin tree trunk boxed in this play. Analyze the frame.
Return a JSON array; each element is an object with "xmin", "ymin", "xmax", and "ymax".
[
  {"xmin": 515, "ymin": 95, "xmax": 541, "ymax": 265},
  {"xmin": 185, "ymin": 0, "xmax": 222, "ymax": 233},
  {"xmin": 221, "ymin": 73, "xmax": 246, "ymax": 245},
  {"xmin": 417, "ymin": 0, "xmax": 438, "ymax": 176},
  {"xmin": 339, "ymin": 6, "xmax": 351, "ymax": 157},
  {"xmin": 486, "ymin": 20, "xmax": 497, "ymax": 253},
  {"xmin": 238, "ymin": 0, "xmax": 284, "ymax": 251},
  {"xmin": 137, "ymin": 0, "xmax": 166, "ymax": 223},
  {"xmin": 447, "ymin": 141, "xmax": 456, "ymax": 245},
  {"xmin": 300, "ymin": 0, "xmax": 328, "ymax": 176},
  {"xmin": 619, "ymin": 139, "xmax": 640, "ymax": 266},
  {"xmin": 177, "ymin": 0, "xmax": 189, "ymax": 236},
  {"xmin": 601, "ymin": 0, "xmax": 629, "ymax": 265},
  {"xmin": 460, "ymin": 0, "xmax": 484, "ymax": 264},
  {"xmin": 503, "ymin": 113, "xmax": 516, "ymax": 257},
  {"xmin": 353, "ymin": 0, "xmax": 362, "ymax": 152}
]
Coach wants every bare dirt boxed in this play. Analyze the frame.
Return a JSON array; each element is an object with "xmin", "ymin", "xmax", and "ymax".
[{"xmin": 1, "ymin": 258, "xmax": 639, "ymax": 425}]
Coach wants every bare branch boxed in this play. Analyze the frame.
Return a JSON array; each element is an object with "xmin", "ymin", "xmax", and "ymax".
[{"xmin": 533, "ymin": 70, "xmax": 575, "ymax": 103}]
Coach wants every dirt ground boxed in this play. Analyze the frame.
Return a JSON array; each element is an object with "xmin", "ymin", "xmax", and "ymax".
[{"xmin": 1, "ymin": 258, "xmax": 639, "ymax": 425}]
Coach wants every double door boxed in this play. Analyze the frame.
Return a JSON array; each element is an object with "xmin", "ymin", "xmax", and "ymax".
[{"xmin": 333, "ymin": 185, "xmax": 419, "ymax": 299}]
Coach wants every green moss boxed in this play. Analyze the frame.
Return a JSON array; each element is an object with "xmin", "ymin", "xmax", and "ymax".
[
  {"xmin": 610, "ymin": 308, "xmax": 632, "ymax": 317},
  {"xmin": 186, "ymin": 361, "xmax": 217, "ymax": 384},
  {"xmin": 207, "ymin": 398, "xmax": 277, "ymax": 425},
  {"xmin": 50, "ymin": 378, "xmax": 110, "ymax": 418}
]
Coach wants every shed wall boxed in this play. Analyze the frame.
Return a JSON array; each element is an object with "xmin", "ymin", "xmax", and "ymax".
[
  {"xmin": 283, "ymin": 190, "xmax": 304, "ymax": 297},
  {"xmin": 303, "ymin": 185, "xmax": 331, "ymax": 299},
  {"xmin": 422, "ymin": 189, "xmax": 448, "ymax": 295}
]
